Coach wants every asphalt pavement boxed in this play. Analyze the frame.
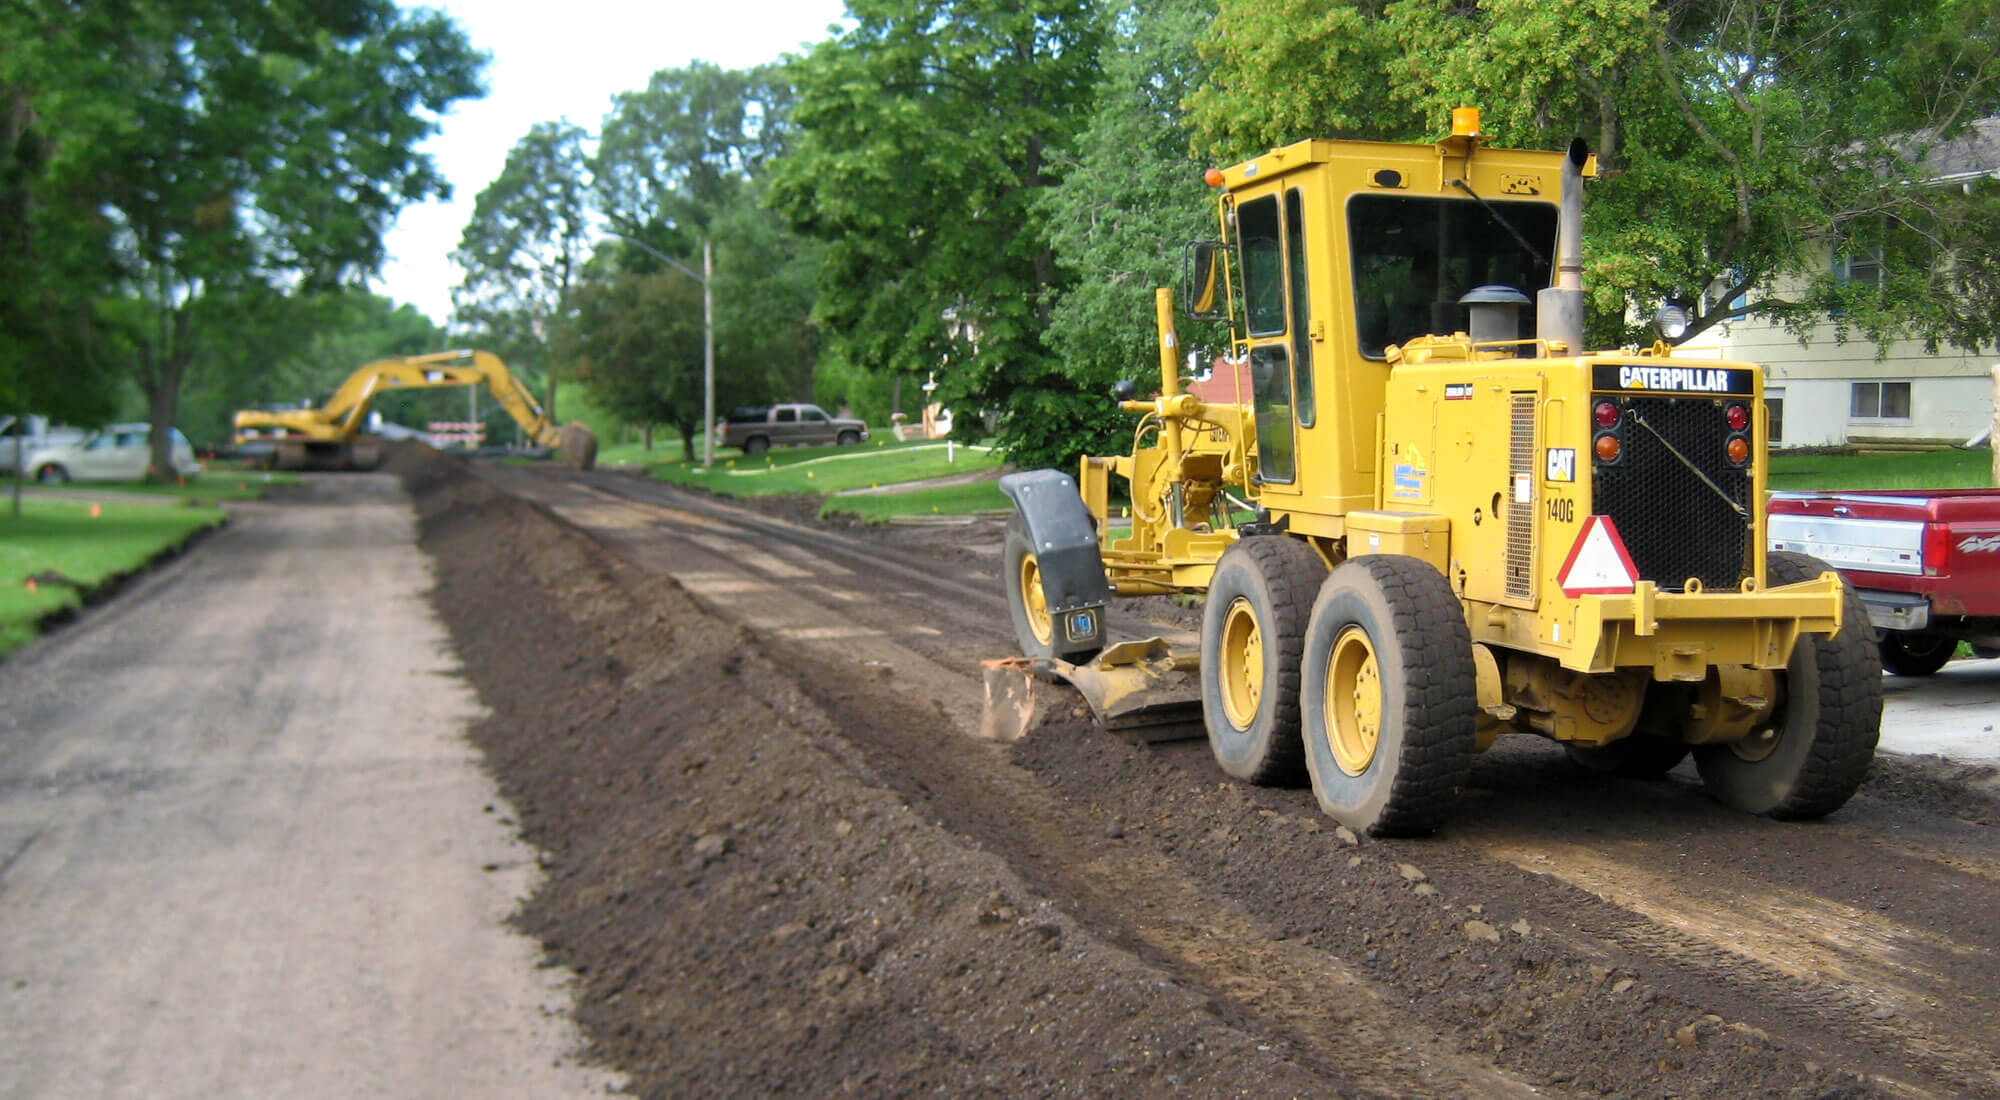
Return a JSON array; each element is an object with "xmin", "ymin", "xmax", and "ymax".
[
  {"xmin": 0, "ymin": 475, "xmax": 617, "ymax": 1099},
  {"xmin": 1881, "ymin": 659, "xmax": 2000, "ymax": 763}
]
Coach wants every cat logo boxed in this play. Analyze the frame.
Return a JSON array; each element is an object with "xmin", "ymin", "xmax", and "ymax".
[{"xmin": 1545, "ymin": 448, "xmax": 1576, "ymax": 483}]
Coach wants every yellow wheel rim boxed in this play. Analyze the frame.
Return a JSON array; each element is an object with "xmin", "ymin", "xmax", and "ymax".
[
  {"xmin": 1326, "ymin": 626, "xmax": 1382, "ymax": 776},
  {"xmin": 1019, "ymin": 554, "xmax": 1053, "ymax": 646},
  {"xmin": 1730, "ymin": 726, "xmax": 1782, "ymax": 762},
  {"xmin": 1219, "ymin": 598, "xmax": 1264, "ymax": 729}
]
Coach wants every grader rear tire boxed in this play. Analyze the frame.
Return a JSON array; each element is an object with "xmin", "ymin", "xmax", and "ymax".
[
  {"xmin": 1300, "ymin": 556, "xmax": 1475, "ymax": 836},
  {"xmin": 1199, "ymin": 537, "xmax": 1328, "ymax": 785},
  {"xmin": 1694, "ymin": 552, "xmax": 1882, "ymax": 818}
]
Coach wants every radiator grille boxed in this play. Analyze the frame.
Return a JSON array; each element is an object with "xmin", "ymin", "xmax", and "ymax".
[
  {"xmin": 1505, "ymin": 394, "xmax": 1537, "ymax": 600},
  {"xmin": 1592, "ymin": 396, "xmax": 1753, "ymax": 591}
]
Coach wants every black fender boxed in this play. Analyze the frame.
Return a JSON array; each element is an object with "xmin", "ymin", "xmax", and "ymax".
[{"xmin": 999, "ymin": 469, "xmax": 1113, "ymax": 626}]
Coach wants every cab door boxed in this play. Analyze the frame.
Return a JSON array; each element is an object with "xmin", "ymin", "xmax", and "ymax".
[{"xmin": 1235, "ymin": 189, "xmax": 1317, "ymax": 496}]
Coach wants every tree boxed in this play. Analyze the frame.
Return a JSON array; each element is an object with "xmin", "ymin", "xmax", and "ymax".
[
  {"xmin": 768, "ymin": 0, "xmax": 1107, "ymax": 469},
  {"xmin": 452, "ymin": 120, "xmax": 593, "ymax": 416},
  {"xmin": 1038, "ymin": 0, "xmax": 1224, "ymax": 464},
  {"xmin": 3, "ymin": 2, "xmax": 483, "ymax": 480},
  {"xmin": 591, "ymin": 64, "xmax": 820, "ymax": 434},
  {"xmin": 1188, "ymin": 0, "xmax": 2000, "ymax": 353},
  {"xmin": 596, "ymin": 63, "xmax": 794, "ymax": 241},
  {"xmin": 559, "ymin": 260, "xmax": 710, "ymax": 460}
]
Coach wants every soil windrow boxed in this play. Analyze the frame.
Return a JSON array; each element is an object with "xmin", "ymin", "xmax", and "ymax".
[{"xmin": 397, "ymin": 445, "xmax": 1995, "ymax": 1099}]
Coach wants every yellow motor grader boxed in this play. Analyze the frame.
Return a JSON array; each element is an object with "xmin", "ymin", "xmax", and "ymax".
[
  {"xmin": 232, "ymin": 349, "xmax": 597, "ymax": 471},
  {"xmin": 998, "ymin": 109, "xmax": 1881, "ymax": 836}
]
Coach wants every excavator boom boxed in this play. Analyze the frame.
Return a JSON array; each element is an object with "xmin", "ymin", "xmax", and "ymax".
[{"xmin": 233, "ymin": 350, "xmax": 596, "ymax": 471}]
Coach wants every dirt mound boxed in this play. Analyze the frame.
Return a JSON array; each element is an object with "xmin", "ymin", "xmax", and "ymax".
[
  {"xmin": 398, "ymin": 442, "xmax": 2000, "ymax": 1099},
  {"xmin": 404, "ymin": 446, "xmax": 1342, "ymax": 1097}
]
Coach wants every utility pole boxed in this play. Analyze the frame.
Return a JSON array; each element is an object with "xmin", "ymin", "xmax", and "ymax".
[{"xmin": 702, "ymin": 238, "xmax": 714, "ymax": 470}]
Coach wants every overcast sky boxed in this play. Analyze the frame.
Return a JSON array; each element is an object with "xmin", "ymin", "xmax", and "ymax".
[{"xmin": 371, "ymin": 0, "xmax": 849, "ymax": 325}]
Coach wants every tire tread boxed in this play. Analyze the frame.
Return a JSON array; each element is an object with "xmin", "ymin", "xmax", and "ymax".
[
  {"xmin": 1202, "ymin": 536, "xmax": 1327, "ymax": 785},
  {"xmin": 1763, "ymin": 552, "xmax": 1883, "ymax": 819},
  {"xmin": 1353, "ymin": 556, "xmax": 1476, "ymax": 836}
]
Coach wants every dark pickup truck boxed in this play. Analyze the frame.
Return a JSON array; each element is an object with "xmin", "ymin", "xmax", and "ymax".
[
  {"xmin": 714, "ymin": 403, "xmax": 869, "ymax": 455},
  {"xmin": 1768, "ymin": 489, "xmax": 2000, "ymax": 675}
]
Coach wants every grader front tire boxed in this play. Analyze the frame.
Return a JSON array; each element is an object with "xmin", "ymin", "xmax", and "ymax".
[
  {"xmin": 1002, "ymin": 516, "xmax": 1102, "ymax": 664},
  {"xmin": 1199, "ymin": 537, "xmax": 1328, "ymax": 785},
  {"xmin": 1694, "ymin": 551, "xmax": 1882, "ymax": 819},
  {"xmin": 1300, "ymin": 556, "xmax": 1476, "ymax": 837}
]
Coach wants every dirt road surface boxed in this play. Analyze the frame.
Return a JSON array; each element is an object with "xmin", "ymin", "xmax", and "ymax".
[
  {"xmin": 410, "ymin": 448, "xmax": 1999, "ymax": 1099},
  {"xmin": 9, "ymin": 449, "xmax": 1999, "ymax": 1099},
  {"xmin": 0, "ymin": 476, "xmax": 618, "ymax": 1098}
]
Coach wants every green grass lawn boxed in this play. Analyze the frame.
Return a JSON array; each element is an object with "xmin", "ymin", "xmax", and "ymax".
[
  {"xmin": 639, "ymin": 437, "xmax": 1004, "ymax": 498},
  {"xmin": 25, "ymin": 470, "xmax": 302, "ymax": 505},
  {"xmin": 820, "ymin": 480, "xmax": 1010, "ymax": 522},
  {"xmin": 0, "ymin": 496, "xmax": 226, "ymax": 657},
  {"xmin": 1768, "ymin": 447, "xmax": 1994, "ymax": 492}
]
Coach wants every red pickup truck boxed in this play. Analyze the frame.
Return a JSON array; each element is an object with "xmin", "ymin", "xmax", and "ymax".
[{"xmin": 1768, "ymin": 489, "xmax": 2000, "ymax": 675}]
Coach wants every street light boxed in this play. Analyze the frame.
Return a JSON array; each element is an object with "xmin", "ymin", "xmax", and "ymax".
[{"xmin": 607, "ymin": 231, "xmax": 715, "ymax": 469}]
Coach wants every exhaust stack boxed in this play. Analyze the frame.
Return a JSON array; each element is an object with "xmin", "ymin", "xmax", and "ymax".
[{"xmin": 1536, "ymin": 138, "xmax": 1590, "ymax": 353}]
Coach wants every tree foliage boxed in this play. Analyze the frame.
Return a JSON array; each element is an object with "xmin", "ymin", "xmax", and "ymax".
[
  {"xmin": 769, "ymin": 0, "xmax": 1107, "ymax": 468},
  {"xmin": 559, "ymin": 261, "xmax": 709, "ymax": 460},
  {"xmin": 452, "ymin": 120, "xmax": 594, "ymax": 399},
  {"xmin": 1190, "ymin": 0, "xmax": 2000, "ymax": 353},
  {"xmin": 1038, "ymin": 0, "xmax": 1224, "ymax": 464},
  {"xmin": 597, "ymin": 63, "xmax": 794, "ymax": 240},
  {"xmin": 577, "ymin": 64, "xmax": 820, "ymax": 441},
  {"xmin": 2, "ymin": 1, "xmax": 483, "ymax": 474}
]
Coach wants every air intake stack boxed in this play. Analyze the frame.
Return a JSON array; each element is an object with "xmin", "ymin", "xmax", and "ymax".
[{"xmin": 1537, "ymin": 138, "xmax": 1590, "ymax": 353}]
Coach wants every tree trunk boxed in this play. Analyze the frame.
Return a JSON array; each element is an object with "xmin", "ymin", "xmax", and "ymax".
[
  {"xmin": 141, "ymin": 308, "xmax": 193, "ymax": 485},
  {"xmin": 642, "ymin": 423, "xmax": 652, "ymax": 452}
]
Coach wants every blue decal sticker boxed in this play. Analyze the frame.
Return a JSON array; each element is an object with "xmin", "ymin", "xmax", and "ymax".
[{"xmin": 1066, "ymin": 609, "xmax": 1098, "ymax": 643}]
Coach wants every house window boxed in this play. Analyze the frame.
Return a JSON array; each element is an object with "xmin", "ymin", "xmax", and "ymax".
[
  {"xmin": 1765, "ymin": 388, "xmax": 1784, "ymax": 443},
  {"xmin": 1833, "ymin": 249, "xmax": 1884, "ymax": 286},
  {"xmin": 1849, "ymin": 381, "xmax": 1910, "ymax": 419}
]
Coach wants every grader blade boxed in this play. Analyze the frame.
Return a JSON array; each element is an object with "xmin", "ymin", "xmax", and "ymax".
[{"xmin": 979, "ymin": 638, "xmax": 1205, "ymax": 744}]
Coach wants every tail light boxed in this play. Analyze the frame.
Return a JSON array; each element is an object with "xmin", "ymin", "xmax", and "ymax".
[
  {"xmin": 1593, "ymin": 400, "xmax": 1624, "ymax": 465},
  {"xmin": 1723, "ymin": 402, "xmax": 1751, "ymax": 467}
]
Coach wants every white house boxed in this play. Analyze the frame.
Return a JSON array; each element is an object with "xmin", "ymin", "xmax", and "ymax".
[{"xmin": 1688, "ymin": 119, "xmax": 2000, "ymax": 448}]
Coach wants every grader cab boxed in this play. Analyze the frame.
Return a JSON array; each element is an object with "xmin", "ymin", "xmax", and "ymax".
[{"xmin": 998, "ymin": 110, "xmax": 1882, "ymax": 836}]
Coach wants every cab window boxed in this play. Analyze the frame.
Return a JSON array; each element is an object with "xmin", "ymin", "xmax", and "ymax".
[
  {"xmin": 1348, "ymin": 194, "xmax": 1556, "ymax": 358},
  {"xmin": 1238, "ymin": 196, "xmax": 1285, "ymax": 337}
]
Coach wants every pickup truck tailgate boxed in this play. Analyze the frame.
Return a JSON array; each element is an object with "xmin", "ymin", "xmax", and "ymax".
[{"xmin": 1769, "ymin": 490, "xmax": 2000, "ymax": 620}]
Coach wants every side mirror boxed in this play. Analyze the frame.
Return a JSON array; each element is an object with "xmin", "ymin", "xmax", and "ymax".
[{"xmin": 1182, "ymin": 240, "xmax": 1226, "ymax": 322}]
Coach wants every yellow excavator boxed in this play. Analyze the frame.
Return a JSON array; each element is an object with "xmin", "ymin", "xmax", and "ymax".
[{"xmin": 232, "ymin": 349, "xmax": 597, "ymax": 471}]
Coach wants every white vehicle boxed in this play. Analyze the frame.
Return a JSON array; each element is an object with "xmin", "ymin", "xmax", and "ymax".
[
  {"xmin": 0, "ymin": 415, "xmax": 87, "ymax": 473},
  {"xmin": 24, "ymin": 422, "xmax": 203, "ymax": 483}
]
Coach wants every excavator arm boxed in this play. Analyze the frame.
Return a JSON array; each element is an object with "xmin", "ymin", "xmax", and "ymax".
[{"xmin": 233, "ymin": 350, "xmax": 596, "ymax": 471}]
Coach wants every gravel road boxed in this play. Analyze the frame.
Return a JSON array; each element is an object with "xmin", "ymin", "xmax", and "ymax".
[{"xmin": 0, "ymin": 475, "xmax": 617, "ymax": 1099}]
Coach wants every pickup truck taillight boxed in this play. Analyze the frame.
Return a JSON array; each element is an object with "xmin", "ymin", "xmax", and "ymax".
[{"xmin": 1922, "ymin": 520, "xmax": 1949, "ymax": 577}]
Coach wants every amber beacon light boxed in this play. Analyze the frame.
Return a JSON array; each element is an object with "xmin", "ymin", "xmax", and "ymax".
[{"xmin": 1451, "ymin": 106, "xmax": 1481, "ymax": 137}]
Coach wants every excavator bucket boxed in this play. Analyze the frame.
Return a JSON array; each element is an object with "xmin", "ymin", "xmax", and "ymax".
[
  {"xmin": 979, "ymin": 637, "xmax": 1206, "ymax": 744},
  {"xmin": 557, "ymin": 423, "xmax": 599, "ymax": 471}
]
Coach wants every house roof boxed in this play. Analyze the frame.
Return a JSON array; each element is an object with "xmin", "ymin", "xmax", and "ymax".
[{"xmin": 1917, "ymin": 116, "xmax": 2000, "ymax": 178}]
